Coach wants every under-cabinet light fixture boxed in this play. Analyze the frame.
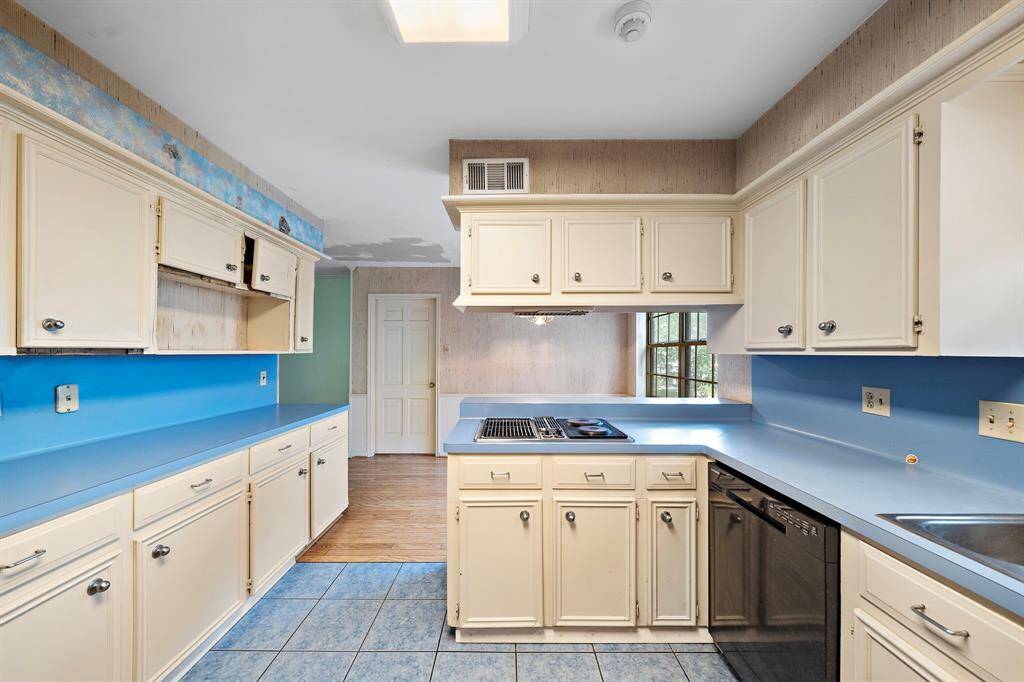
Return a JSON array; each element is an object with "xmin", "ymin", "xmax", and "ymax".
[{"xmin": 379, "ymin": 0, "xmax": 529, "ymax": 44}]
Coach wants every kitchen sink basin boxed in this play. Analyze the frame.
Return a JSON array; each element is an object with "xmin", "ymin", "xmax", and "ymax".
[{"xmin": 879, "ymin": 514, "xmax": 1024, "ymax": 583}]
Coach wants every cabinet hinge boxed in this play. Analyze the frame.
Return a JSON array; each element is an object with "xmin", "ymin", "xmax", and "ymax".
[
  {"xmin": 696, "ymin": 604, "xmax": 700, "ymax": 619},
  {"xmin": 154, "ymin": 203, "xmax": 163, "ymax": 218},
  {"xmin": 635, "ymin": 600, "xmax": 640, "ymax": 618},
  {"xmin": 455, "ymin": 507, "xmax": 460, "ymax": 522},
  {"xmin": 455, "ymin": 602, "xmax": 461, "ymax": 619},
  {"xmin": 730, "ymin": 274, "xmax": 735, "ymax": 286},
  {"xmin": 912, "ymin": 314, "xmax": 924, "ymax": 334},
  {"xmin": 246, "ymin": 577, "xmax": 254, "ymax": 593},
  {"xmin": 246, "ymin": 491, "xmax": 253, "ymax": 503},
  {"xmin": 695, "ymin": 503, "xmax": 700, "ymax": 521},
  {"xmin": 467, "ymin": 226, "xmax": 472, "ymax": 238},
  {"xmin": 467, "ymin": 277, "xmax": 471, "ymax": 288},
  {"xmin": 913, "ymin": 126, "xmax": 924, "ymax": 145},
  {"xmin": 640, "ymin": 218, "xmax": 645, "ymax": 236},
  {"xmin": 640, "ymin": 273, "xmax": 644, "ymax": 287},
  {"xmin": 728, "ymin": 218, "xmax": 734, "ymax": 236},
  {"xmin": 154, "ymin": 243, "xmax": 161, "ymax": 256},
  {"xmin": 635, "ymin": 502, "xmax": 640, "ymax": 521}
]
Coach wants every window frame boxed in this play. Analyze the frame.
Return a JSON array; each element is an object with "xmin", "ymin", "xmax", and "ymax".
[{"xmin": 644, "ymin": 312, "xmax": 717, "ymax": 398}]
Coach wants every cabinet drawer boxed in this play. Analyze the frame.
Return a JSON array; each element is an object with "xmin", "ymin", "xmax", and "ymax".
[
  {"xmin": 250, "ymin": 427, "xmax": 310, "ymax": 475},
  {"xmin": 645, "ymin": 458, "xmax": 697, "ymax": 490},
  {"xmin": 311, "ymin": 412, "xmax": 348, "ymax": 448},
  {"xmin": 133, "ymin": 451, "xmax": 244, "ymax": 529},
  {"xmin": 858, "ymin": 542, "xmax": 1024, "ymax": 682},
  {"xmin": 0, "ymin": 496, "xmax": 125, "ymax": 593},
  {"xmin": 459, "ymin": 457, "xmax": 542, "ymax": 489},
  {"xmin": 553, "ymin": 458, "xmax": 635, "ymax": 489}
]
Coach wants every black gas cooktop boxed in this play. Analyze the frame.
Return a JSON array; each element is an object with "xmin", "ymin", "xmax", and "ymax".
[{"xmin": 475, "ymin": 416, "xmax": 631, "ymax": 441}]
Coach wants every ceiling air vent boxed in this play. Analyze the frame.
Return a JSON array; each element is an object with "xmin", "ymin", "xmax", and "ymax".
[{"xmin": 463, "ymin": 158, "xmax": 529, "ymax": 194}]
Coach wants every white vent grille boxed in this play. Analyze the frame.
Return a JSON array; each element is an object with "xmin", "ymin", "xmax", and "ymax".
[{"xmin": 463, "ymin": 158, "xmax": 529, "ymax": 194}]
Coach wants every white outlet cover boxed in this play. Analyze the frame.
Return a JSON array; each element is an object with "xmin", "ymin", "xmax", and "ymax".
[
  {"xmin": 862, "ymin": 386, "xmax": 891, "ymax": 417},
  {"xmin": 259, "ymin": 371, "xmax": 268, "ymax": 387},
  {"xmin": 979, "ymin": 400, "xmax": 1023, "ymax": 443}
]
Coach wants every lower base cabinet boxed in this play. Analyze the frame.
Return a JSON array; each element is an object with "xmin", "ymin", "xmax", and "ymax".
[
  {"xmin": 648, "ymin": 499, "xmax": 697, "ymax": 626},
  {"xmin": 311, "ymin": 438, "xmax": 349, "ymax": 538},
  {"xmin": 250, "ymin": 452, "xmax": 311, "ymax": 592},
  {"xmin": 134, "ymin": 490, "xmax": 247, "ymax": 682},
  {"xmin": 850, "ymin": 606, "xmax": 974, "ymax": 681}
]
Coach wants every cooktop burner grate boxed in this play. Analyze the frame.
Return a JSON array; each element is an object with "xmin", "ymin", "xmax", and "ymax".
[{"xmin": 477, "ymin": 417, "xmax": 537, "ymax": 440}]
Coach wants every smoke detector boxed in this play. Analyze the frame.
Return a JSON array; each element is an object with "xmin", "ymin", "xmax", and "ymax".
[{"xmin": 614, "ymin": 1, "xmax": 652, "ymax": 43}]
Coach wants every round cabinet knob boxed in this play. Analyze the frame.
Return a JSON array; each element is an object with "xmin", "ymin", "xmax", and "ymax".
[
  {"xmin": 730, "ymin": 512, "xmax": 743, "ymax": 524},
  {"xmin": 661, "ymin": 511, "xmax": 673, "ymax": 524},
  {"xmin": 260, "ymin": 274, "xmax": 271, "ymax": 282},
  {"xmin": 151, "ymin": 545, "xmax": 171, "ymax": 559},
  {"xmin": 818, "ymin": 320, "xmax": 837, "ymax": 334},
  {"xmin": 86, "ymin": 578, "xmax": 111, "ymax": 596},
  {"xmin": 429, "ymin": 382, "xmax": 436, "ymax": 388},
  {"xmin": 661, "ymin": 272, "xmax": 673, "ymax": 281},
  {"xmin": 531, "ymin": 273, "xmax": 540, "ymax": 284},
  {"xmin": 777, "ymin": 324, "xmax": 793, "ymax": 336},
  {"xmin": 316, "ymin": 457, "xmax": 327, "ymax": 466},
  {"xmin": 573, "ymin": 272, "xmax": 582, "ymax": 282},
  {"xmin": 300, "ymin": 336, "xmax": 309, "ymax": 343},
  {"xmin": 225, "ymin": 263, "xmax": 238, "ymax": 272},
  {"xmin": 298, "ymin": 467, "xmax": 309, "ymax": 476},
  {"xmin": 565, "ymin": 511, "xmax": 576, "ymax": 523},
  {"xmin": 520, "ymin": 510, "xmax": 530, "ymax": 522},
  {"xmin": 41, "ymin": 318, "xmax": 65, "ymax": 332}
]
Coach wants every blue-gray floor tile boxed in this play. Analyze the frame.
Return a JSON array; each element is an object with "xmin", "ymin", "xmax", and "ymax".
[
  {"xmin": 265, "ymin": 563, "xmax": 347, "ymax": 599},
  {"xmin": 344, "ymin": 652, "xmax": 435, "ymax": 681},
  {"xmin": 598, "ymin": 653, "xmax": 687, "ymax": 681},
  {"xmin": 388, "ymin": 562, "xmax": 446, "ymax": 599},
  {"xmin": 214, "ymin": 599, "xmax": 316, "ymax": 651},
  {"xmin": 516, "ymin": 652, "xmax": 602, "ymax": 682},
  {"xmin": 516, "ymin": 642, "xmax": 594, "ymax": 652},
  {"xmin": 362, "ymin": 599, "xmax": 446, "ymax": 651},
  {"xmin": 284, "ymin": 599, "xmax": 382, "ymax": 651},
  {"xmin": 671, "ymin": 642, "xmax": 720, "ymax": 653},
  {"xmin": 430, "ymin": 652, "xmax": 515, "ymax": 682},
  {"xmin": 182, "ymin": 651, "xmax": 275, "ymax": 681},
  {"xmin": 324, "ymin": 563, "xmax": 401, "ymax": 600},
  {"xmin": 594, "ymin": 642, "xmax": 674, "ymax": 652},
  {"xmin": 676, "ymin": 652, "xmax": 739, "ymax": 681},
  {"xmin": 438, "ymin": 624, "xmax": 514, "ymax": 652},
  {"xmin": 260, "ymin": 651, "xmax": 355, "ymax": 681}
]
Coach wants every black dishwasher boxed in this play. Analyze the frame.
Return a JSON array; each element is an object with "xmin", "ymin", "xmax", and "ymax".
[{"xmin": 708, "ymin": 462, "xmax": 839, "ymax": 682}]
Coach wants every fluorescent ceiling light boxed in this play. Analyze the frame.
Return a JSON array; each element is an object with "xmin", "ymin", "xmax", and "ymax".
[{"xmin": 381, "ymin": 0, "xmax": 528, "ymax": 44}]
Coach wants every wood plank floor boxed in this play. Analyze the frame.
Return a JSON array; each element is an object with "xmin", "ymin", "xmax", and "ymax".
[{"xmin": 299, "ymin": 453, "xmax": 447, "ymax": 563}]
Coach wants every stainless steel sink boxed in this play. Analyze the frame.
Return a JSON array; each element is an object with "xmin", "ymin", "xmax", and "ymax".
[{"xmin": 879, "ymin": 514, "xmax": 1024, "ymax": 582}]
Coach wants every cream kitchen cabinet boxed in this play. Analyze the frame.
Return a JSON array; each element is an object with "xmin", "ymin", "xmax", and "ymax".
[
  {"xmin": 467, "ymin": 214, "xmax": 551, "ymax": 294},
  {"xmin": 157, "ymin": 196, "xmax": 244, "ymax": 284},
  {"xmin": 745, "ymin": 180, "xmax": 806, "ymax": 350},
  {"xmin": 134, "ymin": 489, "xmax": 247, "ymax": 682},
  {"xmin": 18, "ymin": 133, "xmax": 153, "ymax": 349},
  {"xmin": 0, "ymin": 122, "xmax": 14, "ymax": 356},
  {"xmin": 311, "ymin": 438, "xmax": 350, "ymax": 538},
  {"xmin": 294, "ymin": 256, "xmax": 315, "ymax": 352},
  {"xmin": 249, "ymin": 451, "xmax": 312, "ymax": 592},
  {"xmin": 651, "ymin": 216, "xmax": 733, "ymax": 293},
  {"xmin": 456, "ymin": 497, "xmax": 544, "ymax": 628},
  {"xmin": 647, "ymin": 498, "xmax": 698, "ymax": 626},
  {"xmin": 251, "ymin": 237, "xmax": 297, "ymax": 298},
  {"xmin": 561, "ymin": 216, "xmax": 642, "ymax": 293}
]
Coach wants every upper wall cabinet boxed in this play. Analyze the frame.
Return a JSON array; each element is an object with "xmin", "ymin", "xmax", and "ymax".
[
  {"xmin": 250, "ymin": 238, "xmax": 297, "ymax": 298},
  {"xmin": 18, "ymin": 134, "xmax": 154, "ymax": 349},
  {"xmin": 293, "ymin": 257, "xmax": 315, "ymax": 352},
  {"xmin": 157, "ymin": 197, "xmax": 243, "ymax": 284},
  {"xmin": 810, "ymin": 114, "xmax": 919, "ymax": 350},
  {"xmin": 651, "ymin": 216, "xmax": 732, "ymax": 293},
  {"xmin": 561, "ymin": 216, "xmax": 642, "ymax": 293},
  {"xmin": 468, "ymin": 214, "xmax": 551, "ymax": 294}
]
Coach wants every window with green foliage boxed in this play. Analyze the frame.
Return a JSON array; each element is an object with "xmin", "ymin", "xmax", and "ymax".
[{"xmin": 645, "ymin": 312, "xmax": 717, "ymax": 398}]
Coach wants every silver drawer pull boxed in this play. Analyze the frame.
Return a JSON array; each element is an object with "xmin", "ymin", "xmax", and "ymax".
[
  {"xmin": 260, "ymin": 274, "xmax": 271, "ymax": 281},
  {"xmin": 225, "ymin": 263, "xmax": 238, "ymax": 272},
  {"xmin": 910, "ymin": 604, "xmax": 969, "ymax": 638},
  {"xmin": 818, "ymin": 320, "xmax": 837, "ymax": 334},
  {"xmin": 86, "ymin": 578, "xmax": 111, "ymax": 596},
  {"xmin": 328, "ymin": 425, "xmax": 339, "ymax": 431},
  {"xmin": 152, "ymin": 545, "xmax": 171, "ymax": 559},
  {"xmin": 661, "ymin": 511, "xmax": 673, "ymax": 524},
  {"xmin": 41, "ymin": 318, "xmax": 65, "ymax": 332},
  {"xmin": 520, "ymin": 510, "xmax": 530, "ymax": 522},
  {"xmin": 490, "ymin": 471, "xmax": 510, "ymax": 478},
  {"xmin": 278, "ymin": 444, "xmax": 293, "ymax": 452},
  {"xmin": 298, "ymin": 467, "xmax": 309, "ymax": 476},
  {"xmin": 1, "ymin": 549, "xmax": 46, "ymax": 570},
  {"xmin": 300, "ymin": 336, "xmax": 309, "ymax": 343},
  {"xmin": 777, "ymin": 324, "xmax": 793, "ymax": 336},
  {"xmin": 583, "ymin": 471, "xmax": 605, "ymax": 479},
  {"xmin": 190, "ymin": 477, "xmax": 213, "ymax": 490},
  {"xmin": 316, "ymin": 457, "xmax": 327, "ymax": 465},
  {"xmin": 661, "ymin": 272, "xmax": 673, "ymax": 281},
  {"xmin": 661, "ymin": 471, "xmax": 686, "ymax": 480}
]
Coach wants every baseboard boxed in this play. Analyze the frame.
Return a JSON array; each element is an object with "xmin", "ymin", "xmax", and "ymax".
[{"xmin": 455, "ymin": 626, "xmax": 713, "ymax": 644}]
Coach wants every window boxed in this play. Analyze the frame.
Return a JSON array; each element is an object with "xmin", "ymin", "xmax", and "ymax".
[{"xmin": 645, "ymin": 312, "xmax": 717, "ymax": 398}]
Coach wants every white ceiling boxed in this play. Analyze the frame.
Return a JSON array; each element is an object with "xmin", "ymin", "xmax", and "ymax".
[{"xmin": 23, "ymin": 0, "xmax": 884, "ymax": 269}]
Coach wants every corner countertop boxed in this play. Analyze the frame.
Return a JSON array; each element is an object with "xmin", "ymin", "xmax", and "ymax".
[
  {"xmin": 445, "ymin": 415, "xmax": 1024, "ymax": 619},
  {"xmin": 0, "ymin": 403, "xmax": 348, "ymax": 537}
]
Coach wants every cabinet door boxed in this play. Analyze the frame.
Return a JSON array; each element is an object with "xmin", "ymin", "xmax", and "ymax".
[
  {"xmin": 252, "ymin": 238, "xmax": 297, "ymax": 298},
  {"xmin": 18, "ymin": 134, "xmax": 153, "ymax": 348},
  {"xmin": 561, "ymin": 217, "xmax": 642, "ymax": 292},
  {"xmin": 293, "ymin": 257, "xmax": 315, "ymax": 352},
  {"xmin": 553, "ymin": 497, "xmax": 636, "ymax": 627},
  {"xmin": 457, "ymin": 497, "xmax": 543, "ymax": 628},
  {"xmin": 648, "ymin": 499, "xmax": 697, "ymax": 626},
  {"xmin": 468, "ymin": 215, "xmax": 551, "ymax": 294},
  {"xmin": 157, "ymin": 197, "xmax": 243, "ymax": 283},
  {"xmin": 745, "ymin": 181, "xmax": 806, "ymax": 349},
  {"xmin": 311, "ymin": 439, "xmax": 349, "ymax": 538},
  {"xmin": 0, "ymin": 551, "xmax": 129, "ymax": 681},
  {"xmin": 851, "ymin": 608, "xmax": 969, "ymax": 681},
  {"xmin": 810, "ymin": 114, "xmax": 919, "ymax": 349},
  {"xmin": 0, "ymin": 122, "xmax": 14, "ymax": 354},
  {"xmin": 135, "ymin": 492, "xmax": 247, "ymax": 682},
  {"xmin": 250, "ymin": 454, "xmax": 311, "ymax": 591},
  {"xmin": 651, "ymin": 216, "xmax": 732, "ymax": 293}
]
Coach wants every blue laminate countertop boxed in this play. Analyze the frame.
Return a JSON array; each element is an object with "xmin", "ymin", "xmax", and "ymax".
[
  {"xmin": 0, "ymin": 403, "xmax": 348, "ymax": 537},
  {"xmin": 446, "ymin": 416, "xmax": 1024, "ymax": 619}
]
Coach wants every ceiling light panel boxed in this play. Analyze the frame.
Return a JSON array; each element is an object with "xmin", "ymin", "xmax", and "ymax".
[{"xmin": 382, "ymin": 0, "xmax": 528, "ymax": 44}]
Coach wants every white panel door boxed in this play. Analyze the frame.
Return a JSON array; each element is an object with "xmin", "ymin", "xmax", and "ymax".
[
  {"xmin": 648, "ymin": 499, "xmax": 697, "ymax": 626},
  {"xmin": 294, "ymin": 257, "xmax": 315, "ymax": 352},
  {"xmin": 251, "ymin": 237, "xmax": 297, "ymax": 298},
  {"xmin": 468, "ymin": 215, "xmax": 551, "ymax": 294},
  {"xmin": 375, "ymin": 298, "xmax": 436, "ymax": 454},
  {"xmin": 745, "ymin": 180, "xmax": 806, "ymax": 349},
  {"xmin": 18, "ymin": 134, "xmax": 153, "ymax": 348},
  {"xmin": 561, "ymin": 216, "xmax": 642, "ymax": 292},
  {"xmin": 157, "ymin": 196, "xmax": 243, "ymax": 283},
  {"xmin": 810, "ymin": 114, "xmax": 919, "ymax": 349},
  {"xmin": 651, "ymin": 216, "xmax": 732, "ymax": 292},
  {"xmin": 311, "ymin": 438, "xmax": 349, "ymax": 537}
]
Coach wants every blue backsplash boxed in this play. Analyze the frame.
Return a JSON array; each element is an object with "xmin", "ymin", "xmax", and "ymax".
[
  {"xmin": 0, "ymin": 355, "xmax": 278, "ymax": 461},
  {"xmin": 0, "ymin": 29, "xmax": 323, "ymax": 251},
  {"xmin": 751, "ymin": 356, "xmax": 1024, "ymax": 491}
]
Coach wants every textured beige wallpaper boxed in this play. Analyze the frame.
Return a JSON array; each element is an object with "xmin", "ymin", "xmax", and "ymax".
[{"xmin": 736, "ymin": 0, "xmax": 1012, "ymax": 188}]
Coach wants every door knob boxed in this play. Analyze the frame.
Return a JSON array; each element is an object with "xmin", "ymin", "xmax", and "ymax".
[
  {"xmin": 41, "ymin": 318, "xmax": 65, "ymax": 332},
  {"xmin": 661, "ymin": 272, "xmax": 672, "ymax": 281},
  {"xmin": 565, "ymin": 511, "xmax": 576, "ymax": 523},
  {"xmin": 86, "ymin": 578, "xmax": 111, "ymax": 596},
  {"xmin": 573, "ymin": 272, "xmax": 582, "ymax": 282},
  {"xmin": 531, "ymin": 273, "xmax": 540, "ymax": 283},
  {"xmin": 818, "ymin": 320, "xmax": 837, "ymax": 334},
  {"xmin": 661, "ymin": 511, "xmax": 673, "ymax": 524},
  {"xmin": 777, "ymin": 324, "xmax": 793, "ymax": 336},
  {"xmin": 520, "ymin": 510, "xmax": 530, "ymax": 522},
  {"xmin": 151, "ymin": 545, "xmax": 171, "ymax": 559}
]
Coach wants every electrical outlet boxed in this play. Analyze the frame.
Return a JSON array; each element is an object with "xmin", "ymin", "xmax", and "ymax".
[
  {"xmin": 259, "ymin": 371, "xmax": 268, "ymax": 387},
  {"xmin": 862, "ymin": 386, "xmax": 891, "ymax": 417},
  {"xmin": 55, "ymin": 384, "xmax": 79, "ymax": 413},
  {"xmin": 979, "ymin": 400, "xmax": 1023, "ymax": 443}
]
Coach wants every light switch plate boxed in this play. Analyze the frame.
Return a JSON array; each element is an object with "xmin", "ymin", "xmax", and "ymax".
[
  {"xmin": 862, "ymin": 386, "xmax": 891, "ymax": 417},
  {"xmin": 55, "ymin": 384, "xmax": 79, "ymax": 414},
  {"xmin": 979, "ymin": 400, "xmax": 1023, "ymax": 443}
]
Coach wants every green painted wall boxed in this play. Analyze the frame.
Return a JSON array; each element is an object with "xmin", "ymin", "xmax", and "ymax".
[{"xmin": 280, "ymin": 274, "xmax": 351, "ymax": 405}]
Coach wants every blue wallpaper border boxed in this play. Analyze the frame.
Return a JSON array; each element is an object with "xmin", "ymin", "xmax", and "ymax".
[{"xmin": 0, "ymin": 28, "xmax": 324, "ymax": 251}]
